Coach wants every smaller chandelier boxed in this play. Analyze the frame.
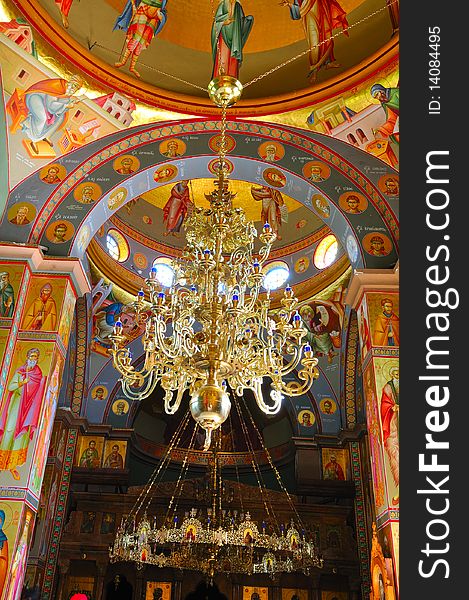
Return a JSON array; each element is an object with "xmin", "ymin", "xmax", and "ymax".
[
  {"xmin": 110, "ymin": 509, "xmax": 323, "ymax": 578},
  {"xmin": 110, "ymin": 78, "xmax": 319, "ymax": 449},
  {"xmin": 110, "ymin": 412, "xmax": 323, "ymax": 580}
]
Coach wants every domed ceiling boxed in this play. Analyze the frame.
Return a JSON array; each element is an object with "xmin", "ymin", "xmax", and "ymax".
[
  {"xmin": 88, "ymin": 177, "xmax": 350, "ymax": 300},
  {"xmin": 14, "ymin": 0, "xmax": 398, "ymax": 114}
]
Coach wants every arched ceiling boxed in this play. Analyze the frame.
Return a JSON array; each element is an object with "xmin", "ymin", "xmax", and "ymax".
[
  {"xmin": 12, "ymin": 0, "xmax": 398, "ymax": 115},
  {"xmin": 0, "ymin": 119, "xmax": 399, "ymax": 273}
]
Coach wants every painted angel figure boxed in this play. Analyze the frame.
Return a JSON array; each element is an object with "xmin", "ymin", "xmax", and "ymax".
[
  {"xmin": 281, "ymin": 0, "xmax": 349, "ymax": 82},
  {"xmin": 114, "ymin": 0, "xmax": 168, "ymax": 78}
]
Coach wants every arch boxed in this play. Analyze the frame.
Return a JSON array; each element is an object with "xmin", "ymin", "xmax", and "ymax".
[{"xmin": 0, "ymin": 119, "xmax": 399, "ymax": 271}]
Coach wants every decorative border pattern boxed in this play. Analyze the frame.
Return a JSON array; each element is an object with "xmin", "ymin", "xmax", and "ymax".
[
  {"xmin": 41, "ymin": 427, "xmax": 78, "ymax": 599},
  {"xmin": 351, "ymin": 440, "xmax": 371, "ymax": 596},
  {"xmin": 29, "ymin": 120, "xmax": 399, "ymax": 245},
  {"xmin": 71, "ymin": 297, "xmax": 88, "ymax": 416},
  {"xmin": 344, "ymin": 312, "xmax": 359, "ymax": 429}
]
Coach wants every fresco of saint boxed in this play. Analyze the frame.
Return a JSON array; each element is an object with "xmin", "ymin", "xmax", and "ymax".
[
  {"xmin": 0, "ymin": 272, "xmax": 15, "ymax": 317},
  {"xmin": 163, "ymin": 181, "xmax": 192, "ymax": 236},
  {"xmin": 7, "ymin": 76, "xmax": 84, "ymax": 155},
  {"xmin": 380, "ymin": 366, "xmax": 399, "ymax": 504},
  {"xmin": 281, "ymin": 0, "xmax": 349, "ymax": 82},
  {"xmin": 23, "ymin": 283, "xmax": 57, "ymax": 331},
  {"xmin": 371, "ymin": 83, "xmax": 400, "ymax": 144},
  {"xmin": 211, "ymin": 0, "xmax": 254, "ymax": 79},
  {"xmin": 114, "ymin": 0, "xmax": 168, "ymax": 78},
  {"xmin": 79, "ymin": 440, "xmax": 100, "ymax": 468},
  {"xmin": 55, "ymin": 0, "xmax": 75, "ymax": 28},
  {"xmin": 0, "ymin": 348, "xmax": 46, "ymax": 480},
  {"xmin": 250, "ymin": 186, "xmax": 288, "ymax": 241}
]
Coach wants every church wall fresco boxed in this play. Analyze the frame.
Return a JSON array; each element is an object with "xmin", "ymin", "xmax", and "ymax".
[
  {"xmin": 0, "ymin": 35, "xmax": 126, "ymax": 188},
  {"xmin": 0, "ymin": 118, "xmax": 399, "ymax": 274}
]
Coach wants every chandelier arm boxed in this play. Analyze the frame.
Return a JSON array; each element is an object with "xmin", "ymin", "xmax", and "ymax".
[
  {"xmin": 250, "ymin": 379, "xmax": 282, "ymax": 415},
  {"xmin": 279, "ymin": 363, "xmax": 320, "ymax": 397},
  {"xmin": 120, "ymin": 369, "xmax": 160, "ymax": 401},
  {"xmin": 275, "ymin": 345, "xmax": 303, "ymax": 377}
]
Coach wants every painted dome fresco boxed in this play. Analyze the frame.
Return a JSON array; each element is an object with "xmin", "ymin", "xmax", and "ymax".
[{"xmin": 13, "ymin": 0, "xmax": 399, "ymax": 114}]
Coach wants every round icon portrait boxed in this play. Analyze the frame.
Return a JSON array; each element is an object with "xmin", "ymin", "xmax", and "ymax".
[
  {"xmin": 302, "ymin": 161, "xmax": 331, "ymax": 183},
  {"xmin": 294, "ymin": 256, "xmax": 310, "ymax": 274},
  {"xmin": 298, "ymin": 409, "xmax": 315, "ymax": 428},
  {"xmin": 262, "ymin": 167, "xmax": 286, "ymax": 188},
  {"xmin": 142, "ymin": 215, "xmax": 153, "ymax": 225},
  {"xmin": 378, "ymin": 174, "xmax": 399, "ymax": 196},
  {"xmin": 208, "ymin": 157, "xmax": 234, "ymax": 176},
  {"xmin": 339, "ymin": 191, "xmax": 368, "ymax": 215},
  {"xmin": 91, "ymin": 385, "xmax": 108, "ymax": 401},
  {"xmin": 113, "ymin": 155, "xmax": 140, "ymax": 175},
  {"xmin": 108, "ymin": 187, "xmax": 128, "ymax": 211},
  {"xmin": 296, "ymin": 218, "xmax": 307, "ymax": 229},
  {"xmin": 362, "ymin": 232, "xmax": 393, "ymax": 257},
  {"xmin": 134, "ymin": 253, "xmax": 148, "ymax": 270},
  {"xmin": 159, "ymin": 138, "xmax": 186, "ymax": 158},
  {"xmin": 73, "ymin": 182, "xmax": 102, "ymax": 205},
  {"xmin": 45, "ymin": 220, "xmax": 75, "ymax": 244},
  {"xmin": 312, "ymin": 194, "xmax": 331, "ymax": 219},
  {"xmin": 39, "ymin": 163, "xmax": 67, "ymax": 184},
  {"xmin": 77, "ymin": 224, "xmax": 91, "ymax": 253},
  {"xmin": 346, "ymin": 234, "xmax": 359, "ymax": 263},
  {"xmin": 319, "ymin": 397, "xmax": 337, "ymax": 415},
  {"xmin": 209, "ymin": 133, "xmax": 236, "ymax": 154},
  {"xmin": 153, "ymin": 164, "xmax": 178, "ymax": 184},
  {"xmin": 112, "ymin": 399, "xmax": 129, "ymax": 416},
  {"xmin": 258, "ymin": 140, "xmax": 285, "ymax": 163},
  {"xmin": 7, "ymin": 202, "xmax": 36, "ymax": 227}
]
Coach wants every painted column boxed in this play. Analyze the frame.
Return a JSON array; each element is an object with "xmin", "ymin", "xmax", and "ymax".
[
  {"xmin": 0, "ymin": 245, "xmax": 89, "ymax": 600},
  {"xmin": 346, "ymin": 267, "xmax": 399, "ymax": 600}
]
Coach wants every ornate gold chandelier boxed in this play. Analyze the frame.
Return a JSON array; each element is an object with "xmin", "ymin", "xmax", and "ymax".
[
  {"xmin": 110, "ymin": 76, "xmax": 319, "ymax": 449},
  {"xmin": 109, "ymin": 403, "xmax": 324, "ymax": 578}
]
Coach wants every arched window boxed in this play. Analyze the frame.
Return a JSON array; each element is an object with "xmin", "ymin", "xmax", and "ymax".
[
  {"xmin": 313, "ymin": 235, "xmax": 338, "ymax": 270},
  {"xmin": 152, "ymin": 256, "xmax": 175, "ymax": 288},
  {"xmin": 262, "ymin": 261, "xmax": 290, "ymax": 291},
  {"xmin": 356, "ymin": 128, "xmax": 368, "ymax": 143},
  {"xmin": 347, "ymin": 134, "xmax": 358, "ymax": 146},
  {"xmin": 106, "ymin": 229, "xmax": 130, "ymax": 262}
]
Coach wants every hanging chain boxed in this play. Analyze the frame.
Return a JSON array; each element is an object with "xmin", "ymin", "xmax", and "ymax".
[
  {"xmin": 233, "ymin": 396, "xmax": 280, "ymax": 533},
  {"xmin": 228, "ymin": 410, "xmax": 245, "ymax": 515},
  {"xmin": 243, "ymin": 0, "xmax": 399, "ymax": 89},
  {"xmin": 165, "ymin": 421, "xmax": 199, "ymax": 523},
  {"xmin": 128, "ymin": 409, "xmax": 191, "ymax": 524},
  {"xmin": 240, "ymin": 395, "xmax": 306, "ymax": 531},
  {"xmin": 91, "ymin": 1, "xmax": 398, "ymax": 95}
]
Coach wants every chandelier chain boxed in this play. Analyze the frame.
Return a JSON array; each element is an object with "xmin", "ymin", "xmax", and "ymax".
[
  {"xmin": 91, "ymin": 1, "xmax": 397, "ymax": 94},
  {"xmin": 241, "ymin": 395, "xmax": 305, "ymax": 530},
  {"xmin": 165, "ymin": 421, "xmax": 199, "ymax": 522},
  {"xmin": 234, "ymin": 397, "xmax": 280, "ymax": 534},
  {"xmin": 132, "ymin": 410, "xmax": 191, "ymax": 521},
  {"xmin": 243, "ymin": 0, "xmax": 399, "ymax": 89}
]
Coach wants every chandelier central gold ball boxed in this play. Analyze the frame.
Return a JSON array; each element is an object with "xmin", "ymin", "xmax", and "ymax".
[
  {"xmin": 190, "ymin": 383, "xmax": 231, "ymax": 450},
  {"xmin": 207, "ymin": 75, "xmax": 243, "ymax": 107}
]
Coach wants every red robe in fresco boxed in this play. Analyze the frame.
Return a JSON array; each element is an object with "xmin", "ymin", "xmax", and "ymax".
[{"xmin": 163, "ymin": 183, "xmax": 191, "ymax": 234}]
